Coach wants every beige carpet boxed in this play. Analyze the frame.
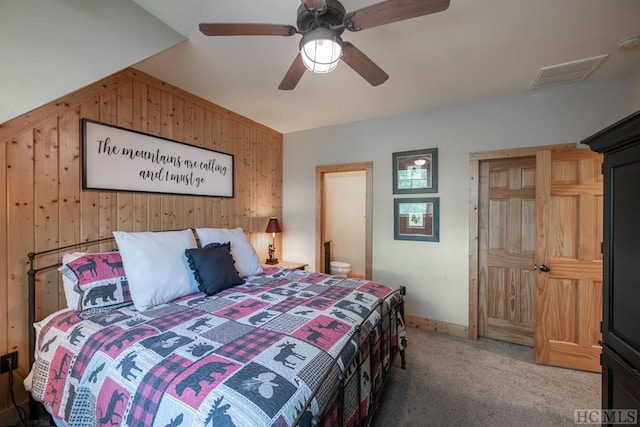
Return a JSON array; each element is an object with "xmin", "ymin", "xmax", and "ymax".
[{"xmin": 372, "ymin": 328, "xmax": 600, "ymax": 427}]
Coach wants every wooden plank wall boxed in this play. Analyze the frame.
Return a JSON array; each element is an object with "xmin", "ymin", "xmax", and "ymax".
[{"xmin": 0, "ymin": 68, "xmax": 283, "ymax": 413}]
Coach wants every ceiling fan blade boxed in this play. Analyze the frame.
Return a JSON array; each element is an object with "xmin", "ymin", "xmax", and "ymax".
[
  {"xmin": 347, "ymin": 0, "xmax": 450, "ymax": 31},
  {"xmin": 301, "ymin": 0, "xmax": 327, "ymax": 12},
  {"xmin": 279, "ymin": 54, "xmax": 307, "ymax": 90},
  {"xmin": 341, "ymin": 42, "xmax": 389, "ymax": 86},
  {"xmin": 199, "ymin": 23, "xmax": 297, "ymax": 37}
]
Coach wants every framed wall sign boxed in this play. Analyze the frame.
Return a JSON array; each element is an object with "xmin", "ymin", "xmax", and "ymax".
[
  {"xmin": 392, "ymin": 148, "xmax": 438, "ymax": 194},
  {"xmin": 394, "ymin": 197, "xmax": 439, "ymax": 242},
  {"xmin": 82, "ymin": 118, "xmax": 233, "ymax": 197}
]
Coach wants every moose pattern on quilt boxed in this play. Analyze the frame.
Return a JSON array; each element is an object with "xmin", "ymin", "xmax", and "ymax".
[{"xmin": 30, "ymin": 267, "xmax": 404, "ymax": 427}]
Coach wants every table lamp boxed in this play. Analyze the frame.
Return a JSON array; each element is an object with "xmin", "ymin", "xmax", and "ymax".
[{"xmin": 265, "ymin": 217, "xmax": 281, "ymax": 264}]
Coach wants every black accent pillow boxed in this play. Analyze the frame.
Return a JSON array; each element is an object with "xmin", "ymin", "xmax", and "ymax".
[{"xmin": 185, "ymin": 242, "xmax": 243, "ymax": 295}]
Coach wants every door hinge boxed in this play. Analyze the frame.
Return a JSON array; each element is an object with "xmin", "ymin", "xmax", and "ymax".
[
  {"xmin": 600, "ymin": 241, "xmax": 603, "ymax": 255},
  {"xmin": 601, "ymin": 163, "xmax": 604, "ymax": 175},
  {"xmin": 600, "ymin": 320, "xmax": 603, "ymax": 333}
]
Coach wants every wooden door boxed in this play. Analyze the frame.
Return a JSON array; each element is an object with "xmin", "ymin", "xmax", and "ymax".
[
  {"xmin": 479, "ymin": 157, "xmax": 536, "ymax": 346},
  {"xmin": 534, "ymin": 147, "xmax": 603, "ymax": 372}
]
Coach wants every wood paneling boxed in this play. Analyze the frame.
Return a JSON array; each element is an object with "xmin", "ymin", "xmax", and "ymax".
[{"xmin": 0, "ymin": 68, "xmax": 283, "ymax": 414}]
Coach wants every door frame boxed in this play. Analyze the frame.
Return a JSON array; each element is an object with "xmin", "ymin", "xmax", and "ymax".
[
  {"xmin": 316, "ymin": 162, "xmax": 373, "ymax": 279},
  {"xmin": 467, "ymin": 143, "xmax": 574, "ymax": 340}
]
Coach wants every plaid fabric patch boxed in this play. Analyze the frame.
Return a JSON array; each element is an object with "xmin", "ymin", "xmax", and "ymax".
[
  {"xmin": 226, "ymin": 284, "xmax": 272, "ymax": 295},
  {"xmin": 201, "ymin": 321, "xmax": 254, "ymax": 345},
  {"xmin": 270, "ymin": 296, "xmax": 306, "ymax": 313},
  {"xmin": 260, "ymin": 313, "xmax": 309, "ymax": 335},
  {"xmin": 265, "ymin": 278, "xmax": 296, "ymax": 288},
  {"xmin": 196, "ymin": 298, "xmax": 234, "ymax": 314},
  {"xmin": 30, "ymin": 357, "xmax": 51, "ymax": 399},
  {"xmin": 321, "ymin": 286, "xmax": 353, "ymax": 301},
  {"xmin": 282, "ymin": 270, "xmax": 308, "ymax": 282},
  {"xmin": 319, "ymin": 277, "xmax": 346, "ymax": 287},
  {"xmin": 67, "ymin": 385, "xmax": 96, "ymax": 426},
  {"xmin": 215, "ymin": 328, "xmax": 284, "ymax": 364},
  {"xmin": 71, "ymin": 325, "xmax": 121, "ymax": 379},
  {"xmin": 144, "ymin": 304, "xmax": 190, "ymax": 318},
  {"xmin": 297, "ymin": 351, "xmax": 334, "ymax": 392},
  {"xmin": 343, "ymin": 373, "xmax": 360, "ymax": 427},
  {"xmin": 314, "ymin": 363, "xmax": 342, "ymax": 412},
  {"xmin": 127, "ymin": 354, "xmax": 191, "ymax": 427},
  {"xmin": 242, "ymin": 275, "xmax": 278, "ymax": 285},
  {"xmin": 146, "ymin": 308, "xmax": 205, "ymax": 332},
  {"xmin": 299, "ymin": 284, "xmax": 329, "ymax": 295},
  {"xmin": 333, "ymin": 279, "xmax": 362, "ymax": 289},
  {"xmin": 297, "ymin": 273, "xmax": 328, "ymax": 285},
  {"xmin": 303, "ymin": 296, "xmax": 335, "ymax": 311}
]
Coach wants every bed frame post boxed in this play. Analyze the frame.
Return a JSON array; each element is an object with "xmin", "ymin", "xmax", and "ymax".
[
  {"xmin": 27, "ymin": 252, "xmax": 38, "ymax": 420},
  {"xmin": 355, "ymin": 325, "xmax": 362, "ymax": 425},
  {"xmin": 337, "ymin": 373, "xmax": 346, "ymax": 426},
  {"xmin": 399, "ymin": 286, "xmax": 407, "ymax": 369}
]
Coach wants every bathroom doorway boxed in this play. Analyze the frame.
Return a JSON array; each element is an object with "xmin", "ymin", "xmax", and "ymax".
[{"xmin": 316, "ymin": 162, "xmax": 372, "ymax": 279}]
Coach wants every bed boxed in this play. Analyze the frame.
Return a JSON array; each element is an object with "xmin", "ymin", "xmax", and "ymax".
[{"xmin": 25, "ymin": 228, "xmax": 406, "ymax": 426}]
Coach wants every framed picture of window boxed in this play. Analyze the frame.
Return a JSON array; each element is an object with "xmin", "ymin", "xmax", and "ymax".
[
  {"xmin": 394, "ymin": 197, "xmax": 439, "ymax": 242},
  {"xmin": 392, "ymin": 148, "xmax": 438, "ymax": 194}
]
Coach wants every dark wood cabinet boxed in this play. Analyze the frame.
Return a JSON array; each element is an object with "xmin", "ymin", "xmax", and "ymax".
[{"xmin": 584, "ymin": 110, "xmax": 640, "ymax": 423}]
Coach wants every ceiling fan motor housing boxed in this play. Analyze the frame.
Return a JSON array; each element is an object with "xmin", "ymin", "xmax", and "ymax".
[{"xmin": 297, "ymin": 0, "xmax": 346, "ymax": 34}]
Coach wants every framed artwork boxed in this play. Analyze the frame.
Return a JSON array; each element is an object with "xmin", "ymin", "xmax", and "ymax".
[
  {"xmin": 82, "ymin": 118, "xmax": 234, "ymax": 197},
  {"xmin": 392, "ymin": 148, "xmax": 438, "ymax": 194},
  {"xmin": 394, "ymin": 197, "xmax": 439, "ymax": 242}
]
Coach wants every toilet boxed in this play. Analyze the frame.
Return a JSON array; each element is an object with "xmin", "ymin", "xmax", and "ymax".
[{"xmin": 330, "ymin": 261, "xmax": 351, "ymax": 277}]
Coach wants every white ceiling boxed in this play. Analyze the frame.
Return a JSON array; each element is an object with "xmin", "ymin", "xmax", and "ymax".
[{"xmin": 133, "ymin": 0, "xmax": 640, "ymax": 134}]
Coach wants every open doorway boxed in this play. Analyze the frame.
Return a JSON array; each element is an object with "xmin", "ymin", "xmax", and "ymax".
[
  {"xmin": 468, "ymin": 143, "xmax": 603, "ymax": 372},
  {"xmin": 316, "ymin": 162, "xmax": 373, "ymax": 279}
]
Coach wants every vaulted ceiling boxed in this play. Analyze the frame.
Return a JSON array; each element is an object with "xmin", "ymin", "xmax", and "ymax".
[
  {"xmin": 132, "ymin": 0, "xmax": 640, "ymax": 133},
  {"xmin": 3, "ymin": 1, "xmax": 640, "ymax": 134}
]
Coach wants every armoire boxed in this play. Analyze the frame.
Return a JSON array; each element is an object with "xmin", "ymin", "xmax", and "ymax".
[{"xmin": 584, "ymin": 110, "xmax": 640, "ymax": 424}]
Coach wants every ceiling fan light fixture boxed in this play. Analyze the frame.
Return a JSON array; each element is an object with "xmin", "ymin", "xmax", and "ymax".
[{"xmin": 300, "ymin": 28, "xmax": 343, "ymax": 73}]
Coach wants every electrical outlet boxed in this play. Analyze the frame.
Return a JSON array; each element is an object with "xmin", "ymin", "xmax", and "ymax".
[{"xmin": 0, "ymin": 351, "xmax": 18, "ymax": 374}]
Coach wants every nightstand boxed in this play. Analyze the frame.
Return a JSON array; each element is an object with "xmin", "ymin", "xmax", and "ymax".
[{"xmin": 263, "ymin": 261, "xmax": 308, "ymax": 270}]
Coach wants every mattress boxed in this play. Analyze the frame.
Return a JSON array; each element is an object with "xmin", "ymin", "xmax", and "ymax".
[{"xmin": 27, "ymin": 267, "xmax": 405, "ymax": 426}]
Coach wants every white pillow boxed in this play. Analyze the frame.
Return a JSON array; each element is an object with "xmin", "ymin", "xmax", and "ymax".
[
  {"xmin": 59, "ymin": 252, "xmax": 87, "ymax": 309},
  {"xmin": 113, "ymin": 229, "xmax": 198, "ymax": 311},
  {"xmin": 195, "ymin": 227, "xmax": 263, "ymax": 277}
]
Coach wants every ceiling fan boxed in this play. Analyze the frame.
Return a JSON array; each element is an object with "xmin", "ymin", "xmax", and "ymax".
[{"xmin": 199, "ymin": 0, "xmax": 450, "ymax": 90}]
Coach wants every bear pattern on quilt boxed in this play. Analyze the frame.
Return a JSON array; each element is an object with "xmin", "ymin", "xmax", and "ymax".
[{"xmin": 30, "ymin": 267, "xmax": 403, "ymax": 427}]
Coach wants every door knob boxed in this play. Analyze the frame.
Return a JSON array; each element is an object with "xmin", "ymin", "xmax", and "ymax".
[{"xmin": 534, "ymin": 264, "xmax": 551, "ymax": 272}]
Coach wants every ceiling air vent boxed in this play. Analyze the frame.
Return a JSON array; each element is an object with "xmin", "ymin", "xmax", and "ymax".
[{"xmin": 529, "ymin": 54, "xmax": 608, "ymax": 89}]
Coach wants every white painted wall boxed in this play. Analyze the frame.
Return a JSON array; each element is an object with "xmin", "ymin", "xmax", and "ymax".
[
  {"xmin": 324, "ymin": 171, "xmax": 366, "ymax": 276},
  {"xmin": 283, "ymin": 75, "xmax": 636, "ymax": 326},
  {"xmin": 0, "ymin": 0, "xmax": 185, "ymax": 124}
]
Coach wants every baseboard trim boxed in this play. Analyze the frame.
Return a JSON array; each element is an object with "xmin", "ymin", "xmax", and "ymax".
[{"xmin": 405, "ymin": 315, "xmax": 468, "ymax": 338}]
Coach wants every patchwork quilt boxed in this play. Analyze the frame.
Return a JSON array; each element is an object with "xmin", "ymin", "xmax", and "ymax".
[{"xmin": 29, "ymin": 267, "xmax": 405, "ymax": 427}]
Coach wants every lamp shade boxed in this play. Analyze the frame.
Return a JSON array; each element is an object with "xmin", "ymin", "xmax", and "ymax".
[
  {"xmin": 300, "ymin": 28, "xmax": 343, "ymax": 73},
  {"xmin": 265, "ymin": 217, "xmax": 282, "ymax": 234}
]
